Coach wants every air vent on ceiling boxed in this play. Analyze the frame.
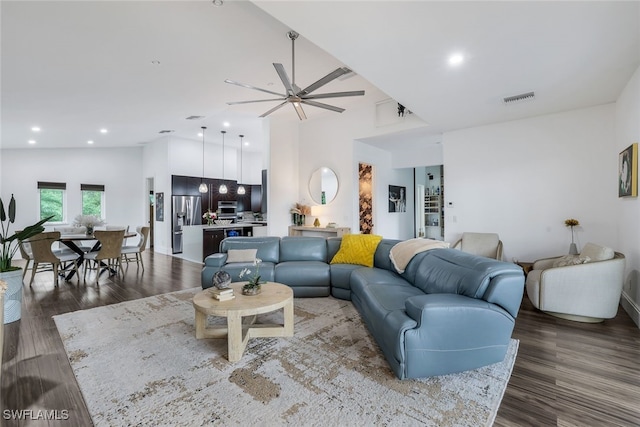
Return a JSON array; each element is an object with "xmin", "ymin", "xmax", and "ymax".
[
  {"xmin": 503, "ymin": 91, "xmax": 535, "ymax": 105},
  {"xmin": 185, "ymin": 115, "xmax": 204, "ymax": 120},
  {"xmin": 158, "ymin": 130, "xmax": 174, "ymax": 134}
]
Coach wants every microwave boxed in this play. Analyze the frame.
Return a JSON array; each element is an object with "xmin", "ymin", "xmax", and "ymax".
[{"xmin": 218, "ymin": 201, "xmax": 238, "ymax": 219}]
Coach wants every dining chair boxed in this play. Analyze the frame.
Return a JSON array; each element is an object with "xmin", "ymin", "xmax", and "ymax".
[
  {"xmin": 106, "ymin": 225, "xmax": 130, "ymax": 244},
  {"xmin": 121, "ymin": 226, "xmax": 150, "ymax": 271},
  {"xmin": 17, "ymin": 233, "xmax": 33, "ymax": 279},
  {"xmin": 83, "ymin": 230, "xmax": 125, "ymax": 284},
  {"xmin": 26, "ymin": 231, "xmax": 81, "ymax": 286}
]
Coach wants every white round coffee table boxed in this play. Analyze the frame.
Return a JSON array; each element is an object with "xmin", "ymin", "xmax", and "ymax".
[{"xmin": 192, "ymin": 282, "xmax": 294, "ymax": 362}]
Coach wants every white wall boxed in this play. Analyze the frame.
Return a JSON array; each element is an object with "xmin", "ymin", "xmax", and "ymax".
[
  {"xmin": 294, "ymin": 101, "xmax": 427, "ymax": 239},
  {"xmin": 615, "ymin": 64, "xmax": 640, "ymax": 327},
  {"xmin": 1, "ymin": 147, "xmax": 145, "ymax": 233},
  {"xmin": 267, "ymin": 118, "xmax": 300, "ymax": 237},
  {"xmin": 443, "ymin": 103, "xmax": 617, "ymax": 263}
]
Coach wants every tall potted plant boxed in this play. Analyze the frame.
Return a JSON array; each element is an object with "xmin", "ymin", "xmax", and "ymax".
[{"xmin": 1, "ymin": 194, "xmax": 51, "ymax": 323}]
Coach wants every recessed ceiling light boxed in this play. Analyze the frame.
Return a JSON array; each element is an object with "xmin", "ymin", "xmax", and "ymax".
[
  {"xmin": 223, "ymin": 122, "xmax": 230, "ymax": 128},
  {"xmin": 151, "ymin": 60, "xmax": 161, "ymax": 65},
  {"xmin": 212, "ymin": 0, "xmax": 223, "ymax": 6},
  {"xmin": 197, "ymin": 132, "xmax": 203, "ymax": 137},
  {"xmin": 244, "ymin": 141, "xmax": 250, "ymax": 146},
  {"xmin": 448, "ymin": 53, "xmax": 464, "ymax": 67},
  {"xmin": 87, "ymin": 140, "xmax": 94, "ymax": 145},
  {"xmin": 28, "ymin": 140, "xmax": 36, "ymax": 144},
  {"xmin": 100, "ymin": 128, "xmax": 108, "ymax": 134},
  {"xmin": 31, "ymin": 126, "xmax": 41, "ymax": 132}
]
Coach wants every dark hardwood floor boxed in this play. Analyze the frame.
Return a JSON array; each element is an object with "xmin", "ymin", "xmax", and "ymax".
[{"xmin": 1, "ymin": 251, "xmax": 639, "ymax": 426}]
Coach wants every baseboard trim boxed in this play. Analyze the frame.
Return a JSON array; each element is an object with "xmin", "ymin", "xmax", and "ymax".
[{"xmin": 620, "ymin": 291, "xmax": 640, "ymax": 329}]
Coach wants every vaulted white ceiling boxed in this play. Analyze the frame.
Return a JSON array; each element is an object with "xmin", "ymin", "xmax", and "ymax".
[{"xmin": 2, "ymin": 1, "xmax": 639, "ymax": 151}]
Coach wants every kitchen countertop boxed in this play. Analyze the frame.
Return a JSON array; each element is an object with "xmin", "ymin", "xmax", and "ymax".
[{"xmin": 198, "ymin": 223, "xmax": 266, "ymax": 230}]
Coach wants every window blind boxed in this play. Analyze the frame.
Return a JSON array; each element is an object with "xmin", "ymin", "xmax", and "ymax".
[
  {"xmin": 80, "ymin": 184, "xmax": 105, "ymax": 192},
  {"xmin": 37, "ymin": 181, "xmax": 66, "ymax": 190}
]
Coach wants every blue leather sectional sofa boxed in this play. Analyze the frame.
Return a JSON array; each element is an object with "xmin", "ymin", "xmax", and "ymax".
[{"xmin": 202, "ymin": 236, "xmax": 525, "ymax": 379}]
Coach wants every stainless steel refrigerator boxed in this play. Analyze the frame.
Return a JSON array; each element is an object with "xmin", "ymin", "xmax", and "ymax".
[{"xmin": 172, "ymin": 195, "xmax": 202, "ymax": 254}]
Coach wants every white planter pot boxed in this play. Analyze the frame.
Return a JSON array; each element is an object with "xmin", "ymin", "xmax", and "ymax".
[{"xmin": 1, "ymin": 269, "xmax": 23, "ymax": 324}]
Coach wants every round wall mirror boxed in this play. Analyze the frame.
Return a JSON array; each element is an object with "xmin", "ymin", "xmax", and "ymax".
[{"xmin": 309, "ymin": 167, "xmax": 339, "ymax": 205}]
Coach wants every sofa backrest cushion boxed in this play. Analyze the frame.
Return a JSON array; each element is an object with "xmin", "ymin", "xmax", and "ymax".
[
  {"xmin": 580, "ymin": 242, "xmax": 615, "ymax": 262},
  {"xmin": 327, "ymin": 237, "xmax": 342, "ymax": 261},
  {"xmin": 374, "ymin": 239, "xmax": 402, "ymax": 271},
  {"xmin": 220, "ymin": 237, "xmax": 280, "ymax": 263},
  {"xmin": 280, "ymin": 236, "xmax": 327, "ymax": 262},
  {"xmin": 411, "ymin": 248, "xmax": 519, "ymax": 299}
]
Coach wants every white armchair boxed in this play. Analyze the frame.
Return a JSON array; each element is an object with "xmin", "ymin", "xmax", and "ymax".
[
  {"xmin": 525, "ymin": 243, "xmax": 625, "ymax": 323},
  {"xmin": 452, "ymin": 232, "xmax": 503, "ymax": 260}
]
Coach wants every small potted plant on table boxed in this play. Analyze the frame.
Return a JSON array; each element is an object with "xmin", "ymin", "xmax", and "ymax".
[{"xmin": 239, "ymin": 258, "xmax": 264, "ymax": 295}]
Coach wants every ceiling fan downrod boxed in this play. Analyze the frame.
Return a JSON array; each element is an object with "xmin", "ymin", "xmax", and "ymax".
[{"xmin": 288, "ymin": 31, "xmax": 299, "ymax": 89}]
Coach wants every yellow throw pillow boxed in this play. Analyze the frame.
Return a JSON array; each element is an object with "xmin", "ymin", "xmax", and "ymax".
[{"xmin": 330, "ymin": 234, "xmax": 383, "ymax": 267}]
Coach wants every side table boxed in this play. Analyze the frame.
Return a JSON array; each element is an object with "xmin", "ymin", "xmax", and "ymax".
[{"xmin": 516, "ymin": 262, "xmax": 534, "ymax": 277}]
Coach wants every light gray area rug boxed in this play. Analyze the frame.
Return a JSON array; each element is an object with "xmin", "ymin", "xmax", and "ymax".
[{"xmin": 53, "ymin": 288, "xmax": 518, "ymax": 426}]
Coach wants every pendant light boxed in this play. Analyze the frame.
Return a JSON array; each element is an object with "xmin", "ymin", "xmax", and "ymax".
[
  {"xmin": 219, "ymin": 130, "xmax": 228, "ymax": 194},
  {"xmin": 237, "ymin": 134, "xmax": 246, "ymax": 195},
  {"xmin": 198, "ymin": 127, "xmax": 208, "ymax": 193}
]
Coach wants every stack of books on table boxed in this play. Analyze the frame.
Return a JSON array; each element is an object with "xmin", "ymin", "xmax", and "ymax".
[{"xmin": 210, "ymin": 287, "xmax": 235, "ymax": 301}]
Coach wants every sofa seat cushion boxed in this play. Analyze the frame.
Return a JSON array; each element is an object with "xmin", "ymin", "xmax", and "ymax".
[
  {"xmin": 330, "ymin": 263, "xmax": 361, "ymax": 291},
  {"xmin": 275, "ymin": 261, "xmax": 330, "ymax": 288},
  {"xmin": 351, "ymin": 278, "xmax": 422, "ymax": 363}
]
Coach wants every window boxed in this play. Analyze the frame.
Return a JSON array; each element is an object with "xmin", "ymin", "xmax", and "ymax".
[
  {"xmin": 81, "ymin": 184, "xmax": 105, "ymax": 217},
  {"xmin": 38, "ymin": 181, "xmax": 66, "ymax": 223}
]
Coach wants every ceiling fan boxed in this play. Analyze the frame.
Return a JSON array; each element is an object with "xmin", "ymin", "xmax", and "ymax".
[{"xmin": 225, "ymin": 31, "xmax": 365, "ymax": 120}]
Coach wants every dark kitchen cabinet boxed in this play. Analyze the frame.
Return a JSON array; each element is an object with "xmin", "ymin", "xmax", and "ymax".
[
  {"xmin": 251, "ymin": 185, "xmax": 262, "ymax": 212},
  {"xmin": 203, "ymin": 229, "xmax": 225, "ymax": 261}
]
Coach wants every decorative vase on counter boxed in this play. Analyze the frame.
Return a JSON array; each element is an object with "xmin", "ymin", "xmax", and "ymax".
[
  {"xmin": 86, "ymin": 225, "xmax": 94, "ymax": 236},
  {"xmin": 297, "ymin": 215, "xmax": 305, "ymax": 226}
]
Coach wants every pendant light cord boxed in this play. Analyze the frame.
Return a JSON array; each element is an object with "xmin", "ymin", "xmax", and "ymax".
[
  {"xmin": 201, "ymin": 127, "xmax": 206, "ymax": 181},
  {"xmin": 221, "ymin": 130, "xmax": 226, "ymax": 179},
  {"xmin": 239, "ymin": 135, "xmax": 244, "ymax": 184}
]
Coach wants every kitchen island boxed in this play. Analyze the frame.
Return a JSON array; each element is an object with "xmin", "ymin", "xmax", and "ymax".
[{"xmin": 179, "ymin": 223, "xmax": 267, "ymax": 263}]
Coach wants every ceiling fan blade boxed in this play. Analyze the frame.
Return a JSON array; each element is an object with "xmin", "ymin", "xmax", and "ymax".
[
  {"xmin": 224, "ymin": 79, "xmax": 285, "ymax": 97},
  {"xmin": 300, "ymin": 99, "xmax": 345, "ymax": 113},
  {"xmin": 303, "ymin": 90, "xmax": 365, "ymax": 100},
  {"xmin": 273, "ymin": 63, "xmax": 296, "ymax": 96},
  {"xmin": 292, "ymin": 102, "xmax": 307, "ymax": 120},
  {"xmin": 227, "ymin": 98, "xmax": 286, "ymax": 105},
  {"xmin": 259, "ymin": 101, "xmax": 288, "ymax": 118},
  {"xmin": 297, "ymin": 67, "xmax": 351, "ymax": 97}
]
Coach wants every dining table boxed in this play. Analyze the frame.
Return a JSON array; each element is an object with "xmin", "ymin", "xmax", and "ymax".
[{"xmin": 58, "ymin": 231, "xmax": 136, "ymax": 280}]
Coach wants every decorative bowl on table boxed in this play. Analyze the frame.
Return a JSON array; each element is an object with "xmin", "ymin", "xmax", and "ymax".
[{"xmin": 214, "ymin": 219, "xmax": 233, "ymax": 225}]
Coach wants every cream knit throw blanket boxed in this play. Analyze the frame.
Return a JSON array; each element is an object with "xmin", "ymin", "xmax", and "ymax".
[{"xmin": 389, "ymin": 238, "xmax": 450, "ymax": 273}]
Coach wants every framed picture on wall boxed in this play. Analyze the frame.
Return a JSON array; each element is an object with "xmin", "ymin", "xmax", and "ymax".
[
  {"xmin": 156, "ymin": 192, "xmax": 164, "ymax": 221},
  {"xmin": 388, "ymin": 185, "xmax": 406, "ymax": 212},
  {"xmin": 619, "ymin": 143, "xmax": 638, "ymax": 198}
]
